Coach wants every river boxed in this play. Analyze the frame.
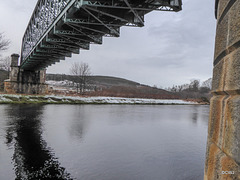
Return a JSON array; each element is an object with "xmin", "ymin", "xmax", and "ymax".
[{"xmin": 0, "ymin": 104, "xmax": 209, "ymax": 180}]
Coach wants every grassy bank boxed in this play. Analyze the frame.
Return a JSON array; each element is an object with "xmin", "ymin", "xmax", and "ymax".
[{"xmin": 0, "ymin": 94, "xmax": 201, "ymax": 105}]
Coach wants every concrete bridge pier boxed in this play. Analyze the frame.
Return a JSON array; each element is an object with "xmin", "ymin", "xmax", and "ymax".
[
  {"xmin": 4, "ymin": 54, "xmax": 48, "ymax": 94},
  {"xmin": 204, "ymin": 0, "xmax": 240, "ymax": 179}
]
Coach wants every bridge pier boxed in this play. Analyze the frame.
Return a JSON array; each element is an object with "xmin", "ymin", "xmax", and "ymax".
[
  {"xmin": 4, "ymin": 54, "xmax": 48, "ymax": 94},
  {"xmin": 204, "ymin": 0, "xmax": 240, "ymax": 179}
]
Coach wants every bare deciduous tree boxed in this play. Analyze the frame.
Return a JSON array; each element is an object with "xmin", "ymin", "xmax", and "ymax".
[
  {"xmin": 70, "ymin": 62, "xmax": 91, "ymax": 94},
  {"xmin": 0, "ymin": 33, "xmax": 10, "ymax": 52},
  {"xmin": 0, "ymin": 56, "xmax": 11, "ymax": 71},
  {"xmin": 189, "ymin": 79, "xmax": 200, "ymax": 92},
  {"xmin": 201, "ymin": 78, "xmax": 212, "ymax": 89},
  {"xmin": 0, "ymin": 56, "xmax": 10, "ymax": 91}
]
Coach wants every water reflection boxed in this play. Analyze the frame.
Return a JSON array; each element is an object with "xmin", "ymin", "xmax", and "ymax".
[
  {"xmin": 1, "ymin": 104, "xmax": 209, "ymax": 180},
  {"xmin": 191, "ymin": 106, "xmax": 199, "ymax": 123},
  {"xmin": 69, "ymin": 106, "xmax": 88, "ymax": 139},
  {"xmin": 190, "ymin": 105, "xmax": 209, "ymax": 126},
  {"xmin": 4, "ymin": 105, "xmax": 72, "ymax": 180}
]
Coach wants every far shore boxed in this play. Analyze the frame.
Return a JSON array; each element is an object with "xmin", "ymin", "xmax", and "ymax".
[{"xmin": 0, "ymin": 94, "xmax": 208, "ymax": 105}]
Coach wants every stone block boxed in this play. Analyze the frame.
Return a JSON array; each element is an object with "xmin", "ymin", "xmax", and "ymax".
[
  {"xmin": 224, "ymin": 48, "xmax": 240, "ymax": 94},
  {"xmin": 4, "ymin": 81, "xmax": 18, "ymax": 94},
  {"xmin": 223, "ymin": 95, "xmax": 240, "ymax": 165},
  {"xmin": 218, "ymin": 0, "xmax": 229, "ymax": 19},
  {"xmin": 228, "ymin": 0, "xmax": 240, "ymax": 47},
  {"xmin": 214, "ymin": 14, "xmax": 228, "ymax": 60},
  {"xmin": 208, "ymin": 95, "xmax": 229, "ymax": 147},
  {"xmin": 10, "ymin": 54, "xmax": 19, "ymax": 67},
  {"xmin": 40, "ymin": 69, "xmax": 46, "ymax": 84},
  {"xmin": 9, "ymin": 67, "xmax": 19, "ymax": 82},
  {"xmin": 204, "ymin": 141, "xmax": 240, "ymax": 180},
  {"xmin": 212, "ymin": 58, "xmax": 225, "ymax": 94}
]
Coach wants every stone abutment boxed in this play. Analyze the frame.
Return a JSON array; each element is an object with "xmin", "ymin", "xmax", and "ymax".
[
  {"xmin": 204, "ymin": 0, "xmax": 240, "ymax": 179},
  {"xmin": 4, "ymin": 54, "xmax": 48, "ymax": 94}
]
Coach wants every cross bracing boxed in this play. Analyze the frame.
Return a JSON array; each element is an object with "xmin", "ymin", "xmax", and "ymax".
[{"xmin": 21, "ymin": 0, "xmax": 182, "ymax": 70}]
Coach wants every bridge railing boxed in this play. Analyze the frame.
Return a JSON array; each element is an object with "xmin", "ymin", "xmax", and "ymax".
[{"xmin": 21, "ymin": 0, "xmax": 74, "ymax": 63}]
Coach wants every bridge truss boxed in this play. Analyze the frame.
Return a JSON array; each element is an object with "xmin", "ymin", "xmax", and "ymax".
[{"xmin": 20, "ymin": 0, "xmax": 182, "ymax": 70}]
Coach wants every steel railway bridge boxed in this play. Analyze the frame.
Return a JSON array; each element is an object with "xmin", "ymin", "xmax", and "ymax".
[{"xmin": 20, "ymin": 0, "xmax": 182, "ymax": 70}]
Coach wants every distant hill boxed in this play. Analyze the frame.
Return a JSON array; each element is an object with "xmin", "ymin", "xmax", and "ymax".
[
  {"xmin": 89, "ymin": 76, "xmax": 141, "ymax": 88},
  {"xmin": 47, "ymin": 74, "xmax": 140, "ymax": 87},
  {"xmin": 46, "ymin": 74, "xmax": 179, "ymax": 99}
]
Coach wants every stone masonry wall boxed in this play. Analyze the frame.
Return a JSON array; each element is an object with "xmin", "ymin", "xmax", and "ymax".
[
  {"xmin": 204, "ymin": 0, "xmax": 240, "ymax": 179},
  {"xmin": 4, "ymin": 54, "xmax": 48, "ymax": 94}
]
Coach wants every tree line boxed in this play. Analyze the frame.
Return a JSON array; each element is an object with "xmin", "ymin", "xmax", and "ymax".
[{"xmin": 166, "ymin": 79, "xmax": 212, "ymax": 101}]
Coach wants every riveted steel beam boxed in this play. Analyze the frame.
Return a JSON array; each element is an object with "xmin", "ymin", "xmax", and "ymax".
[
  {"xmin": 84, "ymin": 6, "xmax": 129, "ymax": 23},
  {"xmin": 123, "ymin": 0, "xmax": 144, "ymax": 27},
  {"xmin": 65, "ymin": 18, "xmax": 129, "ymax": 27},
  {"xmin": 82, "ymin": 7, "xmax": 120, "ymax": 37},
  {"xmin": 64, "ymin": 23, "xmax": 103, "ymax": 43}
]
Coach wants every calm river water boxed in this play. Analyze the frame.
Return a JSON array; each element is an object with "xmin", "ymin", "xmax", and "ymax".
[{"xmin": 0, "ymin": 104, "xmax": 209, "ymax": 180}]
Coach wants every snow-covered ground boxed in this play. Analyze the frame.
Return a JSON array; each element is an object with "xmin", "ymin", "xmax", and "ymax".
[
  {"xmin": 46, "ymin": 80, "xmax": 74, "ymax": 86},
  {"xmin": 0, "ymin": 94, "xmax": 198, "ymax": 104},
  {"xmin": 46, "ymin": 80, "xmax": 76, "ymax": 91}
]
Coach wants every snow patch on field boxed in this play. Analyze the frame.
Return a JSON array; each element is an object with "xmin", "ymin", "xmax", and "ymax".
[
  {"xmin": 0, "ymin": 96, "xmax": 13, "ymax": 102},
  {"xmin": 46, "ymin": 80, "xmax": 73, "ymax": 86},
  {"xmin": 0, "ymin": 94, "xmax": 198, "ymax": 104}
]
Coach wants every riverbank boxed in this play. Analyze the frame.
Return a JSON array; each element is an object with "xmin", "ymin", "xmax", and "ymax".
[{"xmin": 0, "ymin": 94, "xmax": 202, "ymax": 105}]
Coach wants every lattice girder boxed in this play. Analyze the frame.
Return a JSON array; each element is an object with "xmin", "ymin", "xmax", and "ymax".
[{"xmin": 21, "ymin": 0, "xmax": 182, "ymax": 70}]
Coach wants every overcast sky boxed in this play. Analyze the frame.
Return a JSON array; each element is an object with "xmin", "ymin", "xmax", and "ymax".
[{"xmin": 0, "ymin": 0, "xmax": 216, "ymax": 88}]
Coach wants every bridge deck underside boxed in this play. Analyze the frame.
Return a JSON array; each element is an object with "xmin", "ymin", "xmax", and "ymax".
[{"xmin": 20, "ymin": 0, "xmax": 182, "ymax": 71}]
